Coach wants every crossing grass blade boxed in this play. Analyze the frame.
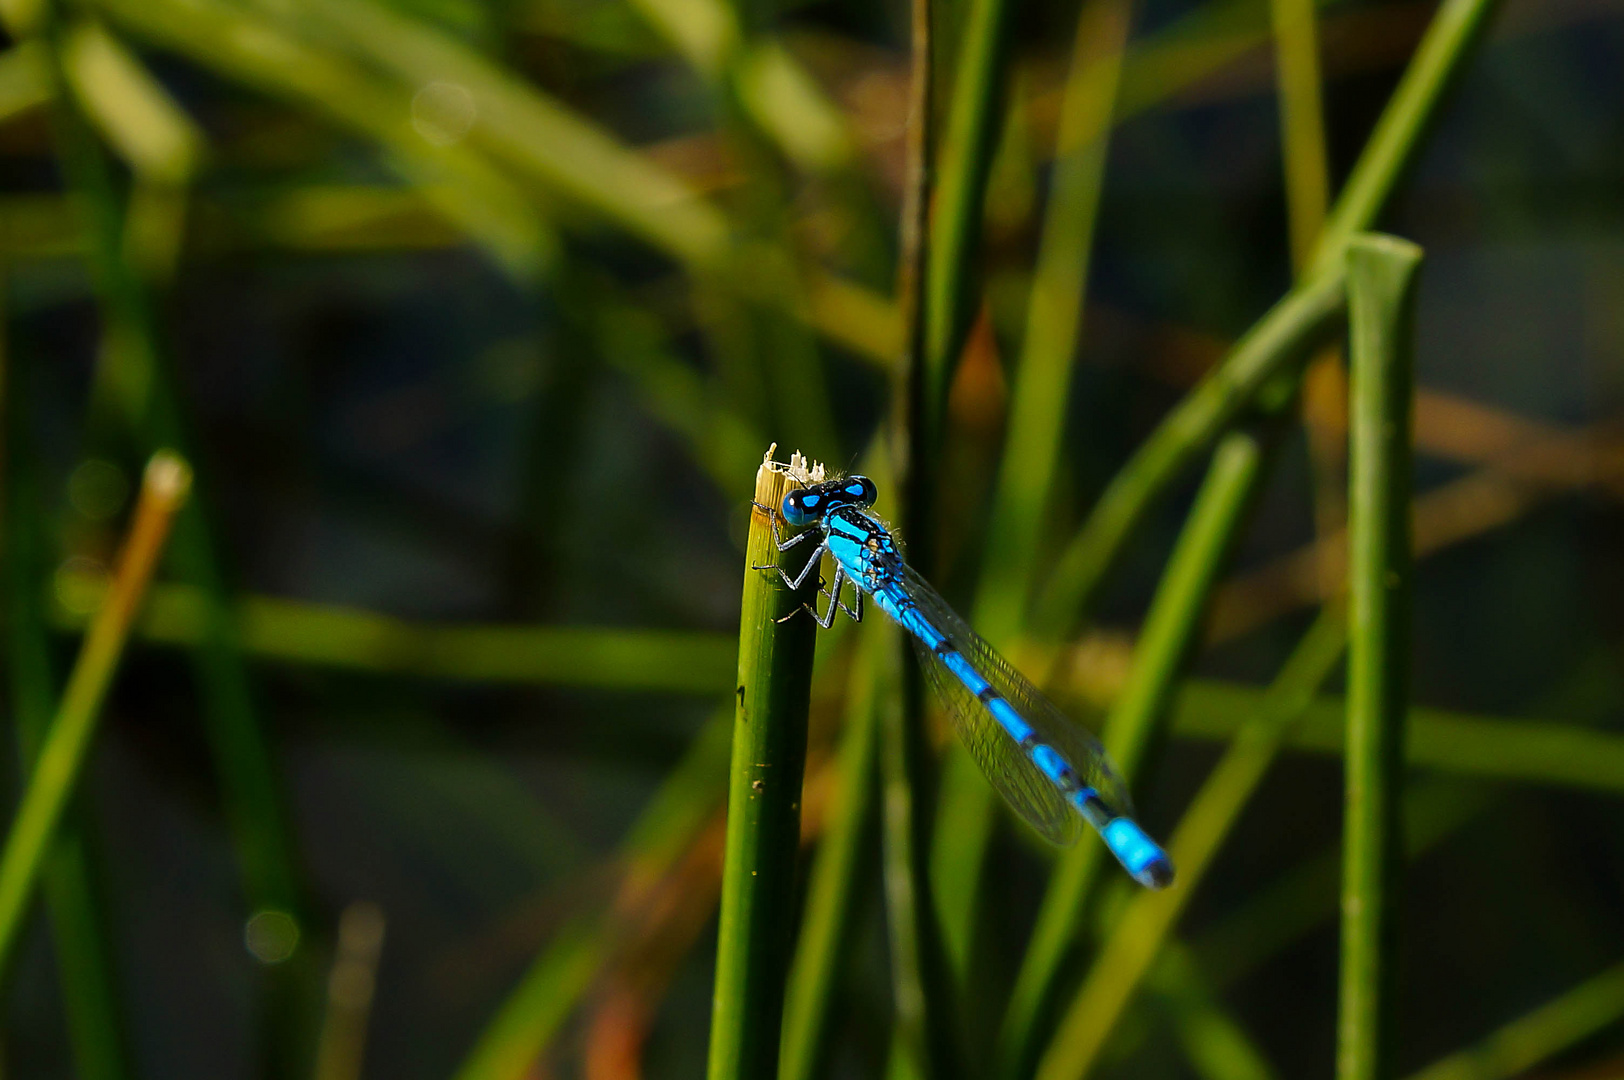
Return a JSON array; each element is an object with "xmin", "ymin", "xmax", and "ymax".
[
  {"xmin": 1034, "ymin": 607, "xmax": 1346, "ymax": 1080},
  {"xmin": 705, "ymin": 454, "xmax": 820, "ymax": 1080},
  {"xmin": 1338, "ymin": 233, "xmax": 1422, "ymax": 1080},
  {"xmin": 998, "ymin": 429, "xmax": 1267, "ymax": 1080},
  {"xmin": 0, "ymin": 451, "xmax": 191, "ymax": 981},
  {"xmin": 1031, "ymin": 0, "xmax": 1504, "ymax": 638}
]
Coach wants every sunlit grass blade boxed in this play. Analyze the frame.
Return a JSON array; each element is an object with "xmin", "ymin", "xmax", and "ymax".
[
  {"xmin": 60, "ymin": 19, "xmax": 202, "ymax": 185},
  {"xmin": 1338, "ymin": 233, "xmax": 1421, "ymax": 1080},
  {"xmin": 304, "ymin": 0, "xmax": 727, "ymax": 270},
  {"xmin": 89, "ymin": 0, "xmax": 556, "ymax": 279},
  {"xmin": 1033, "ymin": 0, "xmax": 1504, "ymax": 636},
  {"xmin": 1034, "ymin": 607, "xmax": 1346, "ymax": 1080},
  {"xmin": 780, "ymin": 628, "xmax": 882, "ymax": 1080},
  {"xmin": 998, "ymin": 429, "xmax": 1267, "ymax": 1080},
  {"xmin": 706, "ymin": 453, "xmax": 820, "ymax": 1080},
  {"xmin": 51, "ymin": 579, "xmax": 739, "ymax": 694},
  {"xmin": 0, "ymin": 452, "xmax": 190, "ymax": 980}
]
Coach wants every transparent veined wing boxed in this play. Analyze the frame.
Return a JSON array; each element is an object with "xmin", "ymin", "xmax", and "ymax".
[{"xmin": 893, "ymin": 564, "xmax": 1136, "ymax": 846}]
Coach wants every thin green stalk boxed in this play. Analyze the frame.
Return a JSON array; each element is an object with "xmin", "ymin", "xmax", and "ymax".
[
  {"xmin": 923, "ymin": 0, "xmax": 1016, "ymax": 420},
  {"xmin": 1035, "ymin": 607, "xmax": 1346, "ymax": 1080},
  {"xmin": 1033, "ymin": 0, "xmax": 1503, "ymax": 636},
  {"xmin": 1032, "ymin": 272, "xmax": 1345, "ymax": 639},
  {"xmin": 706, "ymin": 454, "xmax": 820, "ymax": 1080},
  {"xmin": 1269, "ymin": 0, "xmax": 1328, "ymax": 273},
  {"xmin": 1310, "ymin": 0, "xmax": 1501, "ymax": 271},
  {"xmin": 1404, "ymin": 960, "xmax": 1624, "ymax": 1080},
  {"xmin": 0, "ymin": 451, "xmax": 190, "ymax": 980},
  {"xmin": 973, "ymin": 0, "xmax": 1133, "ymax": 651},
  {"xmin": 1338, "ymin": 234, "xmax": 1421, "ymax": 1080},
  {"xmin": 780, "ymin": 628, "xmax": 882, "ymax": 1080},
  {"xmin": 998, "ymin": 429, "xmax": 1265, "ymax": 1080},
  {"xmin": 934, "ymin": 0, "xmax": 1133, "ymax": 1001},
  {"xmin": 5, "ymin": 292, "xmax": 130, "ymax": 1080}
]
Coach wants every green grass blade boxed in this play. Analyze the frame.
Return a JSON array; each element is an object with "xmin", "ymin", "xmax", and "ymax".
[
  {"xmin": 922, "ymin": 0, "xmax": 1016, "ymax": 427},
  {"xmin": 1032, "ymin": 271, "xmax": 1346, "ymax": 638},
  {"xmin": 998, "ymin": 429, "xmax": 1265, "ymax": 1080},
  {"xmin": 706, "ymin": 454, "xmax": 820, "ymax": 1080},
  {"xmin": 51, "ymin": 581, "xmax": 739, "ymax": 693},
  {"xmin": 972, "ymin": 0, "xmax": 1133, "ymax": 650},
  {"xmin": 1339, "ymin": 233, "xmax": 1422, "ymax": 1080},
  {"xmin": 1174, "ymin": 687, "xmax": 1624, "ymax": 795},
  {"xmin": 1034, "ymin": 607, "xmax": 1346, "ymax": 1080},
  {"xmin": 5, "ymin": 329, "xmax": 131, "ymax": 1080},
  {"xmin": 933, "ymin": 0, "xmax": 1133, "ymax": 1001},
  {"xmin": 1033, "ymin": 0, "xmax": 1503, "ymax": 636},
  {"xmin": 780, "ymin": 629, "xmax": 882, "ymax": 1080},
  {"xmin": 0, "ymin": 452, "xmax": 190, "ymax": 980},
  {"xmin": 89, "ymin": 0, "xmax": 557, "ymax": 279},
  {"xmin": 1311, "ymin": 0, "xmax": 1503, "ymax": 271},
  {"xmin": 1269, "ymin": 0, "xmax": 1329, "ymax": 272},
  {"xmin": 1404, "ymin": 960, "xmax": 1624, "ymax": 1080}
]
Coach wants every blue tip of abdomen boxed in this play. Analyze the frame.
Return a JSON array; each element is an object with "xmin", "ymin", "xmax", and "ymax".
[{"xmin": 1101, "ymin": 818, "xmax": 1176, "ymax": 889}]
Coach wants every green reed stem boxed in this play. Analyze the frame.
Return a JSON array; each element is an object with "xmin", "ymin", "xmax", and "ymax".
[
  {"xmin": 998, "ymin": 428, "xmax": 1265, "ymax": 1080},
  {"xmin": 1338, "ymin": 234, "xmax": 1421, "ymax": 1080},
  {"xmin": 780, "ymin": 628, "xmax": 882, "ymax": 1080},
  {"xmin": 1036, "ymin": 606, "xmax": 1346, "ymax": 1080},
  {"xmin": 5, "ymin": 312, "xmax": 130, "ymax": 1080},
  {"xmin": 1404, "ymin": 959, "xmax": 1624, "ymax": 1080},
  {"xmin": 706, "ymin": 458, "xmax": 819, "ymax": 1080},
  {"xmin": 1033, "ymin": 0, "xmax": 1502, "ymax": 636},
  {"xmin": 0, "ymin": 452, "xmax": 190, "ymax": 981}
]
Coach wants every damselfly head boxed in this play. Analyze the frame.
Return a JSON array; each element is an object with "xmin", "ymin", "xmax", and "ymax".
[{"xmin": 781, "ymin": 475, "xmax": 878, "ymax": 526}]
